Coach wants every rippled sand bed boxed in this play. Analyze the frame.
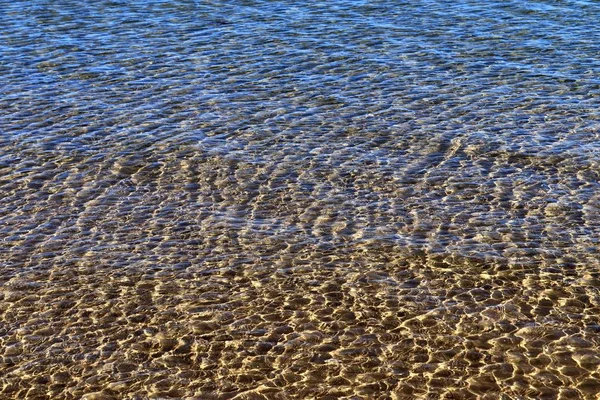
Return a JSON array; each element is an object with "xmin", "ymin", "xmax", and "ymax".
[
  {"xmin": 3, "ymin": 252, "xmax": 600, "ymax": 399},
  {"xmin": 2, "ymin": 147, "xmax": 600, "ymax": 399},
  {"xmin": 3, "ymin": 251, "xmax": 600, "ymax": 399}
]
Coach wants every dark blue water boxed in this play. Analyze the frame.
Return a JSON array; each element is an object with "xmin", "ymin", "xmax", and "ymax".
[{"xmin": 2, "ymin": 1, "xmax": 600, "ymax": 398}]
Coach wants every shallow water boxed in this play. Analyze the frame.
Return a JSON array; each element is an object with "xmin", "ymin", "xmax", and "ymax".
[{"xmin": 2, "ymin": 0, "xmax": 600, "ymax": 398}]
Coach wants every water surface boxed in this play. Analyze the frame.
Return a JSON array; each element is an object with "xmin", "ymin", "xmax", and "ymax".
[{"xmin": 2, "ymin": 0, "xmax": 600, "ymax": 398}]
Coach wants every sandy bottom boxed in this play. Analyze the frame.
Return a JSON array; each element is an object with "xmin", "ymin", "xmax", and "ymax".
[
  {"xmin": 3, "ymin": 249, "xmax": 600, "ymax": 399},
  {"xmin": 2, "ymin": 145, "xmax": 600, "ymax": 399}
]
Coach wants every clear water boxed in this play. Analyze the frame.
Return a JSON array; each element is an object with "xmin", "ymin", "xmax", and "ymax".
[{"xmin": 2, "ymin": 0, "xmax": 600, "ymax": 398}]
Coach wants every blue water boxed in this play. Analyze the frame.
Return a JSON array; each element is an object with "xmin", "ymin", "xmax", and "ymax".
[{"xmin": 2, "ymin": 1, "xmax": 600, "ymax": 398}]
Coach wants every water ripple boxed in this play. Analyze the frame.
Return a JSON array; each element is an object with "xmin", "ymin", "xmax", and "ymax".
[{"xmin": 3, "ymin": 0, "xmax": 600, "ymax": 398}]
